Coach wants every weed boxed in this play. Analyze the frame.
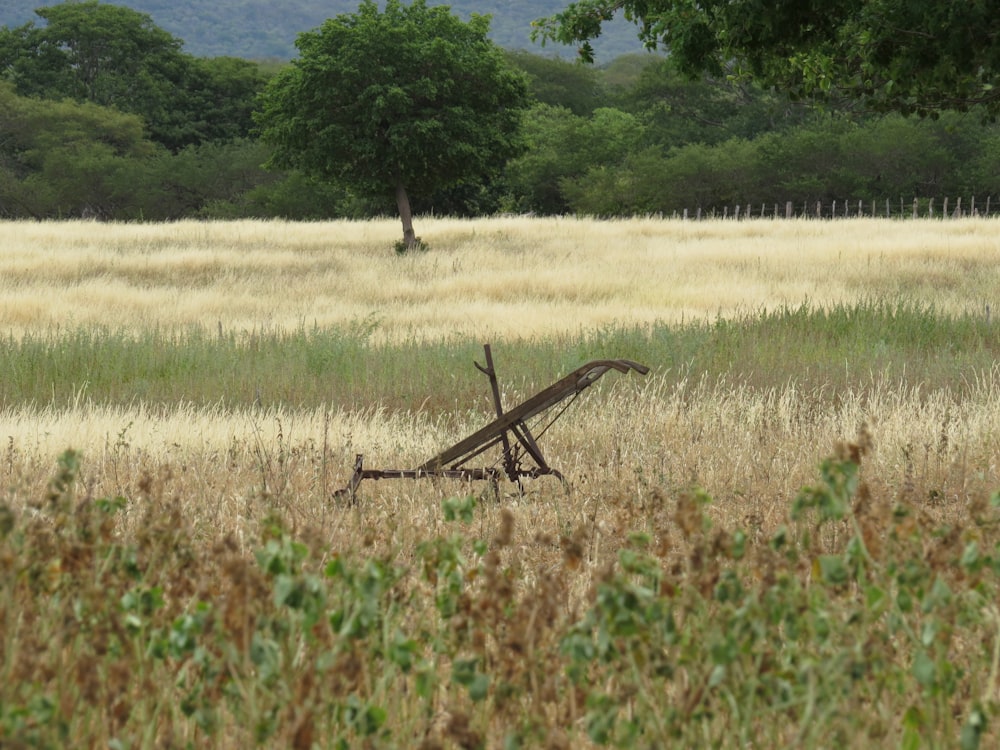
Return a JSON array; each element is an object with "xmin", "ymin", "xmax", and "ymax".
[{"xmin": 2, "ymin": 440, "xmax": 999, "ymax": 747}]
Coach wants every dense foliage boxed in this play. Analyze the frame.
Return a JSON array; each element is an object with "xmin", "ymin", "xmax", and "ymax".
[
  {"xmin": 534, "ymin": 0, "xmax": 1000, "ymax": 116},
  {"xmin": 0, "ymin": 0, "xmax": 645, "ymax": 59},
  {"xmin": 2, "ymin": 1, "xmax": 1000, "ymax": 221},
  {"xmin": 0, "ymin": 2, "xmax": 266, "ymax": 151},
  {"xmin": 4, "ymin": 435, "xmax": 1000, "ymax": 747}
]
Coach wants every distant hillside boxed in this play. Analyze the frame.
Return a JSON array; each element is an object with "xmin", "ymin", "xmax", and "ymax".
[{"xmin": 2, "ymin": 0, "xmax": 647, "ymax": 60}]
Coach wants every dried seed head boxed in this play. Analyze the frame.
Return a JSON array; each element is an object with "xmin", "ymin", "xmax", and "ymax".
[
  {"xmin": 446, "ymin": 710, "xmax": 482, "ymax": 750},
  {"xmin": 494, "ymin": 508, "xmax": 515, "ymax": 548}
]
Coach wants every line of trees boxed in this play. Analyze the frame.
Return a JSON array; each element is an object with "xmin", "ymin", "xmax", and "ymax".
[
  {"xmin": 2, "ymin": 1, "xmax": 1000, "ymax": 223},
  {"xmin": 2, "ymin": 0, "xmax": 647, "ymax": 60}
]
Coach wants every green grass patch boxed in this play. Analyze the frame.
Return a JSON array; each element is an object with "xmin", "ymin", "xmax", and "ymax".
[{"xmin": 2, "ymin": 301, "xmax": 997, "ymax": 413}]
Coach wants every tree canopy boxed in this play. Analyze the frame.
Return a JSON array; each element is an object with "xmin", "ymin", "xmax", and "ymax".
[
  {"xmin": 1, "ymin": 0, "xmax": 648, "ymax": 60},
  {"xmin": 0, "ymin": 80, "xmax": 156, "ymax": 218},
  {"xmin": 534, "ymin": 0, "xmax": 1000, "ymax": 116},
  {"xmin": 0, "ymin": 1, "xmax": 267, "ymax": 150},
  {"xmin": 3, "ymin": 2, "xmax": 999, "ymax": 223},
  {"xmin": 255, "ymin": 0, "xmax": 530, "ymax": 250}
]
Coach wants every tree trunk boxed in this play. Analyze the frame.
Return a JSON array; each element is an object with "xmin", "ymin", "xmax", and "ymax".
[{"xmin": 395, "ymin": 181, "xmax": 419, "ymax": 250}]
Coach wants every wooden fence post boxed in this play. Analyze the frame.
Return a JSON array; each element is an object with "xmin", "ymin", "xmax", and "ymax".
[
  {"xmin": 912, "ymin": 198, "xmax": 918, "ymax": 218},
  {"xmin": 785, "ymin": 201, "xmax": 793, "ymax": 219},
  {"xmin": 943, "ymin": 197, "xmax": 949, "ymax": 217},
  {"xmin": 955, "ymin": 197, "xmax": 962, "ymax": 217},
  {"xmin": 929, "ymin": 198, "xmax": 934, "ymax": 218}
]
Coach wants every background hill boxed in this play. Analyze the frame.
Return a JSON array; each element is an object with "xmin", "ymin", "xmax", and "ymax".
[{"xmin": 2, "ymin": 0, "xmax": 647, "ymax": 60}]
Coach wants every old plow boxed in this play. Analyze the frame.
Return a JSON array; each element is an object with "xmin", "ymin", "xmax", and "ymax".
[{"xmin": 335, "ymin": 344, "xmax": 649, "ymax": 501}]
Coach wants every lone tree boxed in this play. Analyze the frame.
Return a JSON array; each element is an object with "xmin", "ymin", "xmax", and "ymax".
[
  {"xmin": 534, "ymin": 0, "xmax": 1000, "ymax": 117},
  {"xmin": 255, "ymin": 0, "xmax": 530, "ymax": 251}
]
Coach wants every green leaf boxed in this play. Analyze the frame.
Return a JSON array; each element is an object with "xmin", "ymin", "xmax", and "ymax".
[
  {"xmin": 961, "ymin": 542, "xmax": 981, "ymax": 569},
  {"xmin": 415, "ymin": 660, "xmax": 436, "ymax": 700},
  {"xmin": 708, "ymin": 664, "xmax": 726, "ymax": 688},
  {"xmin": 468, "ymin": 673, "xmax": 490, "ymax": 702},
  {"xmin": 818, "ymin": 555, "xmax": 849, "ymax": 585},
  {"xmin": 912, "ymin": 651, "xmax": 936, "ymax": 688},
  {"xmin": 731, "ymin": 530, "xmax": 747, "ymax": 560},
  {"xmin": 451, "ymin": 656, "xmax": 489, "ymax": 701},
  {"xmin": 452, "ymin": 657, "xmax": 479, "ymax": 686},
  {"xmin": 325, "ymin": 556, "xmax": 346, "ymax": 578},
  {"xmin": 960, "ymin": 706, "xmax": 987, "ymax": 750},
  {"xmin": 389, "ymin": 630, "xmax": 418, "ymax": 672},
  {"xmin": 921, "ymin": 577, "xmax": 952, "ymax": 613},
  {"xmin": 921, "ymin": 620, "xmax": 938, "ymax": 648},
  {"xmin": 344, "ymin": 695, "xmax": 386, "ymax": 736},
  {"xmin": 442, "ymin": 495, "xmax": 477, "ymax": 523},
  {"xmin": 584, "ymin": 693, "xmax": 617, "ymax": 745},
  {"xmin": 865, "ymin": 585, "xmax": 886, "ymax": 610}
]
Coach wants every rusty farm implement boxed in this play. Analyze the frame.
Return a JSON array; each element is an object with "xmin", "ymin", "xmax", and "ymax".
[{"xmin": 335, "ymin": 344, "xmax": 649, "ymax": 500}]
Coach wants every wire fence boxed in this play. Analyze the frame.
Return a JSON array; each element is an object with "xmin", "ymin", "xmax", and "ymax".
[{"xmin": 677, "ymin": 196, "xmax": 997, "ymax": 220}]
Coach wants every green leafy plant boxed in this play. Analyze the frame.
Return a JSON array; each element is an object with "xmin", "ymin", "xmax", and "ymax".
[{"xmin": 3, "ymin": 441, "xmax": 999, "ymax": 747}]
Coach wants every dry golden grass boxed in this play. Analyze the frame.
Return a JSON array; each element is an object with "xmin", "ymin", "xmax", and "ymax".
[
  {"xmin": 4, "ymin": 217, "xmax": 1000, "ymax": 747},
  {"xmin": 4, "ymin": 368, "xmax": 997, "ymax": 544},
  {"xmin": 3, "ymin": 216, "xmax": 998, "ymax": 340},
  {"xmin": 3, "ymin": 216, "xmax": 998, "ymax": 529}
]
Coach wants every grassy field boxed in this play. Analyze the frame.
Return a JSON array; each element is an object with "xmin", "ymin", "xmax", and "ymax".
[
  {"xmin": 2, "ymin": 217, "xmax": 1000, "ymax": 748},
  {"xmin": 4, "ymin": 215, "xmax": 998, "ymax": 339}
]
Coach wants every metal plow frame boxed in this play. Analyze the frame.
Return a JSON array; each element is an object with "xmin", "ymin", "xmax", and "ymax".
[{"xmin": 335, "ymin": 344, "xmax": 649, "ymax": 501}]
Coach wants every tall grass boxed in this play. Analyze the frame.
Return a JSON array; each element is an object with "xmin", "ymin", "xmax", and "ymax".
[{"xmin": 3, "ymin": 301, "xmax": 997, "ymax": 412}]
